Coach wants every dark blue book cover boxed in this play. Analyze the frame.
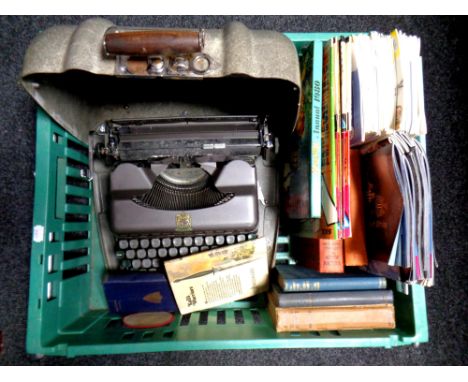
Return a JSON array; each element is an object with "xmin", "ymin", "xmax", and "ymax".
[
  {"xmin": 103, "ymin": 272, "xmax": 178, "ymax": 315},
  {"xmin": 275, "ymin": 264, "xmax": 387, "ymax": 292}
]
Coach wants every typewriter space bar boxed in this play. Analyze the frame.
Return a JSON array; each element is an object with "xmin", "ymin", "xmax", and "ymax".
[{"xmin": 111, "ymin": 195, "xmax": 258, "ymax": 235}]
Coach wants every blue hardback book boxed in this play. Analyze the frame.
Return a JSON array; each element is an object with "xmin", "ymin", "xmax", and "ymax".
[
  {"xmin": 275, "ymin": 264, "xmax": 387, "ymax": 292},
  {"xmin": 103, "ymin": 272, "xmax": 178, "ymax": 315},
  {"xmin": 270, "ymin": 283, "xmax": 393, "ymax": 307}
]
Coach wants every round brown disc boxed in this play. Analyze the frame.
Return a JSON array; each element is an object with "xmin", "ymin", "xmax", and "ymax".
[{"xmin": 123, "ymin": 312, "xmax": 175, "ymax": 329}]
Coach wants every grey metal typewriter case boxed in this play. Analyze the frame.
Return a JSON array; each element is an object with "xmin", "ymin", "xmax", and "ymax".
[{"xmin": 21, "ymin": 18, "xmax": 301, "ymax": 268}]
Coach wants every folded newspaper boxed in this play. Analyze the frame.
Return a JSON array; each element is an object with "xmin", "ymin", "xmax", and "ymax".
[{"xmin": 362, "ymin": 132, "xmax": 436, "ymax": 286}]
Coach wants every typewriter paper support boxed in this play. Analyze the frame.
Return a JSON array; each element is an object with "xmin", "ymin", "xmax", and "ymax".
[{"xmin": 21, "ymin": 18, "xmax": 301, "ymax": 269}]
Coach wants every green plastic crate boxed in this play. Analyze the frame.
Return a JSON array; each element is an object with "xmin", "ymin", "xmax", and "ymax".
[{"xmin": 26, "ymin": 33, "xmax": 429, "ymax": 358}]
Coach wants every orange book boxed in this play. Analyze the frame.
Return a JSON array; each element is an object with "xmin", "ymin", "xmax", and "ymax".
[
  {"xmin": 343, "ymin": 149, "xmax": 368, "ymax": 266},
  {"xmin": 268, "ymin": 300, "xmax": 396, "ymax": 332},
  {"xmin": 291, "ymin": 236, "xmax": 344, "ymax": 273}
]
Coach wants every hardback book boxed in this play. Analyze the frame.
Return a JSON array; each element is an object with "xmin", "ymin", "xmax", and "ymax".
[
  {"xmin": 340, "ymin": 37, "xmax": 352, "ymax": 239},
  {"xmin": 319, "ymin": 39, "xmax": 339, "ymax": 239},
  {"xmin": 333, "ymin": 37, "xmax": 343, "ymax": 239},
  {"xmin": 283, "ymin": 41, "xmax": 322, "ymax": 219},
  {"xmin": 103, "ymin": 272, "xmax": 178, "ymax": 315},
  {"xmin": 310, "ymin": 40, "xmax": 323, "ymax": 218},
  {"xmin": 269, "ymin": 283, "xmax": 393, "ymax": 308},
  {"xmin": 275, "ymin": 264, "xmax": 387, "ymax": 292},
  {"xmin": 291, "ymin": 236, "xmax": 344, "ymax": 273},
  {"xmin": 268, "ymin": 300, "xmax": 396, "ymax": 332},
  {"xmin": 343, "ymin": 148, "xmax": 368, "ymax": 266},
  {"xmin": 361, "ymin": 139, "xmax": 403, "ymax": 266}
]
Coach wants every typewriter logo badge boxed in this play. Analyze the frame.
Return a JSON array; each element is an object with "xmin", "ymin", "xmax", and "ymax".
[{"xmin": 176, "ymin": 212, "xmax": 193, "ymax": 232}]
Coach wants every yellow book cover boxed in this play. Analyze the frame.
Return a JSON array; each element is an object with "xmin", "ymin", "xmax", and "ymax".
[{"xmin": 165, "ymin": 238, "xmax": 269, "ymax": 314}]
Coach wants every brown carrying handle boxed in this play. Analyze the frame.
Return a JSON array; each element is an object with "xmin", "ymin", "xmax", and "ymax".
[{"xmin": 104, "ymin": 27, "xmax": 204, "ymax": 56}]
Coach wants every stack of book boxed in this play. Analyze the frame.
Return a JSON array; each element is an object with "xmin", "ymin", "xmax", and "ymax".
[
  {"xmin": 268, "ymin": 264, "xmax": 396, "ymax": 332},
  {"xmin": 283, "ymin": 30, "xmax": 435, "ymax": 286}
]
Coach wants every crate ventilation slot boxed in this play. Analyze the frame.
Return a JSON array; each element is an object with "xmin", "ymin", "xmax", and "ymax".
[
  {"xmin": 65, "ymin": 213, "xmax": 89, "ymax": 223},
  {"xmin": 105, "ymin": 318, "xmax": 122, "ymax": 329},
  {"xmin": 66, "ymin": 195, "xmax": 89, "ymax": 206},
  {"xmin": 62, "ymin": 264, "xmax": 88, "ymax": 280},
  {"xmin": 234, "ymin": 310, "xmax": 245, "ymax": 324},
  {"xmin": 250, "ymin": 309, "xmax": 262, "ymax": 324},
  {"xmin": 63, "ymin": 248, "xmax": 88, "ymax": 261},
  {"xmin": 216, "ymin": 311, "xmax": 226, "ymax": 325},
  {"xmin": 66, "ymin": 176, "xmax": 89, "ymax": 189},
  {"xmin": 198, "ymin": 311, "xmax": 208, "ymax": 325},
  {"xmin": 122, "ymin": 332, "xmax": 135, "ymax": 340},
  {"xmin": 67, "ymin": 157, "xmax": 88, "ymax": 171},
  {"xmin": 67, "ymin": 139, "xmax": 88, "ymax": 156},
  {"xmin": 179, "ymin": 314, "xmax": 191, "ymax": 326}
]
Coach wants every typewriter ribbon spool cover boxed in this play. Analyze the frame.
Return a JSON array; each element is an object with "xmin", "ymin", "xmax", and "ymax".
[{"xmin": 20, "ymin": 18, "xmax": 301, "ymax": 269}]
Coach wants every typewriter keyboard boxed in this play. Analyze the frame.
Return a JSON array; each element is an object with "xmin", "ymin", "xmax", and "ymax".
[{"xmin": 115, "ymin": 233, "xmax": 257, "ymax": 271}]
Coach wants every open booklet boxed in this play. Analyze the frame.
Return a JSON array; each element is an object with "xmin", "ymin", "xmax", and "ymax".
[{"xmin": 361, "ymin": 132, "xmax": 435, "ymax": 286}]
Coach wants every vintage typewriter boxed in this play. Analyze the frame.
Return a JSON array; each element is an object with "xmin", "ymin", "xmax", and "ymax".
[
  {"xmin": 92, "ymin": 114, "xmax": 276, "ymax": 271},
  {"xmin": 20, "ymin": 18, "xmax": 301, "ymax": 270}
]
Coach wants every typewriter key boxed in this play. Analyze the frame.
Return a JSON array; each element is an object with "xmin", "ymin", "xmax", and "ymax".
[
  {"xmin": 147, "ymin": 248, "xmax": 157, "ymax": 258},
  {"xmin": 129, "ymin": 239, "xmax": 139, "ymax": 249},
  {"xmin": 162, "ymin": 238, "xmax": 172, "ymax": 248},
  {"xmin": 151, "ymin": 238, "xmax": 161, "ymax": 248},
  {"xmin": 226, "ymin": 235, "xmax": 235, "ymax": 245},
  {"xmin": 169, "ymin": 248, "xmax": 178, "ymax": 257},
  {"xmin": 118, "ymin": 240, "xmax": 129, "ymax": 249},
  {"xmin": 205, "ymin": 236, "xmax": 214, "ymax": 246},
  {"xmin": 137, "ymin": 249, "xmax": 147, "ymax": 259},
  {"xmin": 179, "ymin": 247, "xmax": 189, "ymax": 256},
  {"xmin": 140, "ymin": 239, "xmax": 150, "ymax": 249},
  {"xmin": 125, "ymin": 250, "xmax": 136, "ymax": 259},
  {"xmin": 237, "ymin": 234, "xmax": 246, "ymax": 242},
  {"xmin": 173, "ymin": 237, "xmax": 182, "ymax": 247},
  {"xmin": 183, "ymin": 237, "xmax": 193, "ymax": 247},
  {"xmin": 194, "ymin": 237, "xmax": 204, "ymax": 246},
  {"xmin": 152, "ymin": 259, "xmax": 159, "ymax": 268},
  {"xmin": 132, "ymin": 259, "xmax": 142, "ymax": 269},
  {"xmin": 158, "ymin": 248, "xmax": 168, "ymax": 258},
  {"xmin": 190, "ymin": 246, "xmax": 199, "ymax": 254},
  {"xmin": 215, "ymin": 236, "xmax": 225, "ymax": 245},
  {"xmin": 142, "ymin": 259, "xmax": 152, "ymax": 269}
]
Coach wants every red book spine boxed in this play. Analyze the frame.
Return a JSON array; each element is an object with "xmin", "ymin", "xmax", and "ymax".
[
  {"xmin": 292, "ymin": 237, "xmax": 344, "ymax": 273},
  {"xmin": 341, "ymin": 129, "xmax": 351, "ymax": 238}
]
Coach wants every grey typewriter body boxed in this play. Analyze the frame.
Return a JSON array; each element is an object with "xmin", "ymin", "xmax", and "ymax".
[
  {"xmin": 91, "ymin": 115, "xmax": 277, "ymax": 271},
  {"xmin": 20, "ymin": 18, "xmax": 301, "ymax": 270}
]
